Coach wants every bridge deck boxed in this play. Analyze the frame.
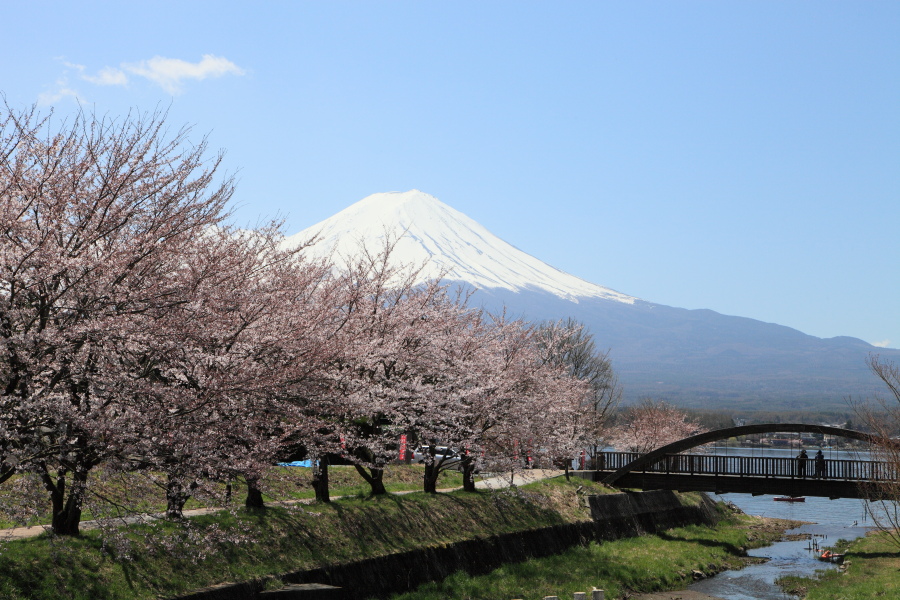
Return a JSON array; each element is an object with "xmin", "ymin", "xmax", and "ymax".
[
  {"xmin": 585, "ymin": 451, "xmax": 896, "ymax": 499},
  {"xmin": 597, "ymin": 451, "xmax": 896, "ymax": 480}
]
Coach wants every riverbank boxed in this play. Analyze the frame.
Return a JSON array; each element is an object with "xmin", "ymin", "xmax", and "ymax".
[
  {"xmin": 0, "ymin": 472, "xmax": 797, "ymax": 600},
  {"xmin": 777, "ymin": 528, "xmax": 900, "ymax": 599},
  {"xmin": 384, "ymin": 513, "xmax": 797, "ymax": 600},
  {"xmin": 0, "ymin": 475, "xmax": 623, "ymax": 600}
]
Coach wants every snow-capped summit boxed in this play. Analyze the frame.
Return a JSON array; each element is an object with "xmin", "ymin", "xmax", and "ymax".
[
  {"xmin": 284, "ymin": 190, "xmax": 900, "ymax": 408},
  {"xmin": 285, "ymin": 189, "xmax": 636, "ymax": 304}
]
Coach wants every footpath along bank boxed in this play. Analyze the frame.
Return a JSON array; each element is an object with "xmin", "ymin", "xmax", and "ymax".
[{"xmin": 0, "ymin": 473, "xmax": 795, "ymax": 600}]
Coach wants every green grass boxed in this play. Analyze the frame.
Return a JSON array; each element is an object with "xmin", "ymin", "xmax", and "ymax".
[
  {"xmin": 0, "ymin": 465, "xmax": 467, "ymax": 528},
  {"xmin": 385, "ymin": 513, "xmax": 790, "ymax": 600},
  {"xmin": 0, "ymin": 473, "xmax": 794, "ymax": 600},
  {"xmin": 0, "ymin": 475, "xmax": 610, "ymax": 600},
  {"xmin": 777, "ymin": 531, "xmax": 900, "ymax": 599}
]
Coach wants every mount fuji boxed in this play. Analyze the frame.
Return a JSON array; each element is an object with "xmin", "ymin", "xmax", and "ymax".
[{"xmin": 287, "ymin": 190, "xmax": 897, "ymax": 410}]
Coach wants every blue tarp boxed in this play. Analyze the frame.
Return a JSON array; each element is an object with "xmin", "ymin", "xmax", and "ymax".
[{"xmin": 278, "ymin": 460, "xmax": 313, "ymax": 467}]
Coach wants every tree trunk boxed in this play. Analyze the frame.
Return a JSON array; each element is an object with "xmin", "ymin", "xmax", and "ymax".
[
  {"xmin": 423, "ymin": 462, "xmax": 439, "ymax": 493},
  {"xmin": 353, "ymin": 464, "xmax": 387, "ymax": 496},
  {"xmin": 0, "ymin": 463, "xmax": 16, "ymax": 486},
  {"xmin": 312, "ymin": 457, "xmax": 330, "ymax": 503},
  {"xmin": 461, "ymin": 458, "xmax": 478, "ymax": 493},
  {"xmin": 165, "ymin": 475, "xmax": 196, "ymax": 519},
  {"xmin": 45, "ymin": 468, "xmax": 88, "ymax": 536},
  {"xmin": 245, "ymin": 477, "xmax": 266, "ymax": 510},
  {"xmin": 41, "ymin": 464, "xmax": 89, "ymax": 536}
]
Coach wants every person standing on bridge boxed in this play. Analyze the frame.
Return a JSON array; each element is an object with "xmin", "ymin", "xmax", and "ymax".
[
  {"xmin": 797, "ymin": 449, "xmax": 809, "ymax": 478},
  {"xmin": 815, "ymin": 450, "xmax": 826, "ymax": 478}
]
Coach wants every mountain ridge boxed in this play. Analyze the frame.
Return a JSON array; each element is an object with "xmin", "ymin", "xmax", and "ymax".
[
  {"xmin": 288, "ymin": 190, "xmax": 898, "ymax": 409},
  {"xmin": 286, "ymin": 189, "xmax": 636, "ymax": 304}
]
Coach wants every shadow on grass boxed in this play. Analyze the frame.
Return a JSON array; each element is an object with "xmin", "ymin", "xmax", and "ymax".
[
  {"xmin": 655, "ymin": 529, "xmax": 746, "ymax": 556},
  {"xmin": 846, "ymin": 550, "xmax": 900, "ymax": 559},
  {"xmin": 0, "ymin": 479, "xmax": 588, "ymax": 600},
  {"xmin": 0, "ymin": 533, "xmax": 128, "ymax": 600}
]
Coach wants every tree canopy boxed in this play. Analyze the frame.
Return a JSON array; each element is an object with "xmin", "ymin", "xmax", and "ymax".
[{"xmin": 0, "ymin": 104, "xmax": 599, "ymax": 536}]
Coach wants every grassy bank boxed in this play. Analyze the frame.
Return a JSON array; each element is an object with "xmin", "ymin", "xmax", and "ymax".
[
  {"xmin": 778, "ymin": 531, "xmax": 900, "ymax": 599},
  {"xmin": 0, "ymin": 474, "xmax": 607, "ymax": 600},
  {"xmin": 0, "ymin": 471, "xmax": 797, "ymax": 600},
  {"xmin": 386, "ymin": 513, "xmax": 795, "ymax": 600},
  {"xmin": 0, "ymin": 465, "xmax": 466, "ymax": 529}
]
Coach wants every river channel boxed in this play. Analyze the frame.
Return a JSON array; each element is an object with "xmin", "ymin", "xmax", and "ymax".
[{"xmin": 687, "ymin": 447, "xmax": 875, "ymax": 600}]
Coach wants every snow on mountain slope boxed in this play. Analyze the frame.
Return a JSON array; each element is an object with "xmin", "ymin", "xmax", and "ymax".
[
  {"xmin": 283, "ymin": 190, "xmax": 900, "ymax": 408},
  {"xmin": 284, "ymin": 190, "xmax": 636, "ymax": 304}
]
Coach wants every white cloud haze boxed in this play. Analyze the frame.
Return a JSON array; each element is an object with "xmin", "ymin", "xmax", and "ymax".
[
  {"xmin": 37, "ymin": 75, "xmax": 83, "ymax": 105},
  {"xmin": 82, "ymin": 66, "xmax": 129, "ymax": 87},
  {"xmin": 42, "ymin": 55, "xmax": 245, "ymax": 102},
  {"xmin": 121, "ymin": 55, "xmax": 245, "ymax": 94}
]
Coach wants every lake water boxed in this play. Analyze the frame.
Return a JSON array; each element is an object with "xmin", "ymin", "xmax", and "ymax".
[{"xmin": 687, "ymin": 447, "xmax": 876, "ymax": 599}]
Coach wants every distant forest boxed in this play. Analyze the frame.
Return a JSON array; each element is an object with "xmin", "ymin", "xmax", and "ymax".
[{"xmin": 682, "ymin": 408, "xmax": 859, "ymax": 432}]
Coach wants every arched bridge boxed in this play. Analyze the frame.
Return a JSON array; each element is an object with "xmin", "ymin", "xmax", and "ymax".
[{"xmin": 586, "ymin": 424, "xmax": 896, "ymax": 500}]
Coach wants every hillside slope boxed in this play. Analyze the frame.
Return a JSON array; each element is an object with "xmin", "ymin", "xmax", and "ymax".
[{"xmin": 289, "ymin": 190, "xmax": 898, "ymax": 409}]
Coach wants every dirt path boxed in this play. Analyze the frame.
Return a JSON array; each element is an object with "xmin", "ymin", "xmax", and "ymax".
[{"xmin": 474, "ymin": 468, "xmax": 563, "ymax": 490}]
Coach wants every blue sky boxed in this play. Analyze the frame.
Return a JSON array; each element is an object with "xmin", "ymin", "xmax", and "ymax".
[{"xmin": 4, "ymin": 2, "xmax": 898, "ymax": 348}]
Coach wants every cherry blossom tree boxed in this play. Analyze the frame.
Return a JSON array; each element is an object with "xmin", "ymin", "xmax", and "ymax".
[
  {"xmin": 327, "ymin": 281, "xmax": 587, "ymax": 495},
  {"xmin": 0, "ymin": 101, "xmax": 598, "ymax": 535},
  {"xmin": 0, "ymin": 103, "xmax": 234, "ymax": 535},
  {"xmin": 537, "ymin": 318, "xmax": 621, "ymax": 468},
  {"xmin": 406, "ymin": 313, "xmax": 592, "ymax": 492},
  {"xmin": 123, "ymin": 223, "xmax": 349, "ymax": 516},
  {"xmin": 397, "ymin": 305, "xmax": 500, "ymax": 494},
  {"xmin": 608, "ymin": 399, "xmax": 704, "ymax": 454},
  {"xmin": 311, "ymin": 240, "xmax": 467, "ymax": 497},
  {"xmin": 301, "ymin": 238, "xmax": 596, "ymax": 496},
  {"xmin": 0, "ymin": 102, "xmax": 354, "ymax": 527},
  {"xmin": 286, "ymin": 241, "xmax": 401, "ymax": 500}
]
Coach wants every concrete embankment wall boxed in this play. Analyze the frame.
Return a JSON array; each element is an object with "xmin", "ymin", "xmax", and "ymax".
[{"xmin": 175, "ymin": 490, "xmax": 720, "ymax": 600}]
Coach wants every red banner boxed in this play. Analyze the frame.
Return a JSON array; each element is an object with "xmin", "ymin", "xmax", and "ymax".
[{"xmin": 399, "ymin": 434, "xmax": 407, "ymax": 461}]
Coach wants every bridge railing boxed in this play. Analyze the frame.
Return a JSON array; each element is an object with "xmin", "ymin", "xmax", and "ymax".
[{"xmin": 594, "ymin": 451, "xmax": 898, "ymax": 481}]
